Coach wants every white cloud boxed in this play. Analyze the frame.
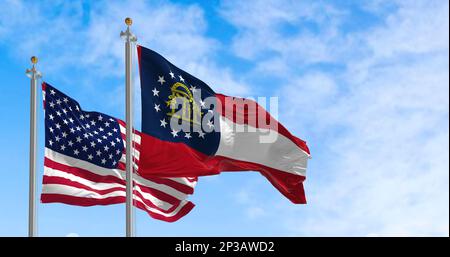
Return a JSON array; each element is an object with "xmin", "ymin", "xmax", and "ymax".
[
  {"xmin": 66, "ymin": 232, "xmax": 79, "ymax": 237},
  {"xmin": 310, "ymin": 53, "xmax": 449, "ymax": 236},
  {"xmin": 234, "ymin": 187, "xmax": 268, "ymax": 220},
  {"xmin": 79, "ymin": 0, "xmax": 250, "ymax": 105},
  {"xmin": 83, "ymin": 1, "xmax": 217, "ymax": 76},
  {"xmin": 246, "ymin": 206, "xmax": 266, "ymax": 219},
  {"xmin": 0, "ymin": 1, "xmax": 86, "ymax": 73},
  {"xmin": 0, "ymin": 0, "xmax": 249, "ymax": 100},
  {"xmin": 366, "ymin": 1, "xmax": 449, "ymax": 58},
  {"xmin": 281, "ymin": 72, "xmax": 337, "ymax": 119},
  {"xmin": 220, "ymin": 0, "xmax": 346, "ymax": 66},
  {"xmin": 82, "ymin": 0, "xmax": 249, "ymax": 96},
  {"xmin": 222, "ymin": 0, "xmax": 449, "ymax": 236}
]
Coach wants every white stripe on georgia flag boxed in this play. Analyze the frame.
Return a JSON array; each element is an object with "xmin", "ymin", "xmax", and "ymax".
[{"xmin": 215, "ymin": 116, "xmax": 309, "ymax": 177}]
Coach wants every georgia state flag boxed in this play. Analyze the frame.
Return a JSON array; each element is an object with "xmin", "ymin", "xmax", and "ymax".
[{"xmin": 137, "ymin": 45, "xmax": 311, "ymax": 204}]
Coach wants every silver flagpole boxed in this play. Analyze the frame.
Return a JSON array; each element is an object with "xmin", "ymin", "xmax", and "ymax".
[
  {"xmin": 26, "ymin": 56, "xmax": 41, "ymax": 237},
  {"xmin": 120, "ymin": 17, "xmax": 137, "ymax": 237}
]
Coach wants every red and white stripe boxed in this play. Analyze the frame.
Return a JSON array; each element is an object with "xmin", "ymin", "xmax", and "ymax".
[
  {"xmin": 214, "ymin": 94, "xmax": 310, "ymax": 203},
  {"xmin": 41, "ymin": 121, "xmax": 197, "ymax": 222},
  {"xmin": 137, "ymin": 94, "xmax": 310, "ymax": 203}
]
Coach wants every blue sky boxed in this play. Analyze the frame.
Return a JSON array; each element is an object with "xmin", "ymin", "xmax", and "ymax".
[{"xmin": 0, "ymin": 0, "xmax": 448, "ymax": 236}]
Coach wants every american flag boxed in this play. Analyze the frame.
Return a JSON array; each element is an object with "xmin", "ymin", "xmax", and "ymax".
[{"xmin": 41, "ymin": 82, "xmax": 197, "ymax": 222}]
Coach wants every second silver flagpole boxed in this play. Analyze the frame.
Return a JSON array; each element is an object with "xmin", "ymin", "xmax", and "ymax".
[{"xmin": 121, "ymin": 17, "xmax": 137, "ymax": 237}]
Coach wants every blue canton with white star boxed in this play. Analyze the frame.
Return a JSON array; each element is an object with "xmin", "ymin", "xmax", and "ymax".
[
  {"xmin": 44, "ymin": 83, "xmax": 124, "ymax": 169},
  {"xmin": 138, "ymin": 46, "xmax": 221, "ymax": 156}
]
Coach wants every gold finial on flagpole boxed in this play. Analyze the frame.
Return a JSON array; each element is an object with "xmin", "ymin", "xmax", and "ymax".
[
  {"xmin": 31, "ymin": 56, "xmax": 38, "ymax": 64},
  {"xmin": 26, "ymin": 56, "xmax": 42, "ymax": 78},
  {"xmin": 125, "ymin": 17, "xmax": 132, "ymax": 26},
  {"xmin": 120, "ymin": 17, "xmax": 136, "ymax": 42}
]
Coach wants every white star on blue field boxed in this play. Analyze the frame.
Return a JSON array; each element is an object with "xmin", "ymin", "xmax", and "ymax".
[{"xmin": 0, "ymin": 0, "xmax": 448, "ymax": 236}]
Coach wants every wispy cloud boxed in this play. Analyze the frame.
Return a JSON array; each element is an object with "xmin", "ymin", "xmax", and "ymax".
[
  {"xmin": 0, "ymin": 0, "xmax": 86, "ymax": 74},
  {"xmin": 222, "ymin": 0, "xmax": 449, "ymax": 236},
  {"xmin": 0, "ymin": 0, "xmax": 249, "ymax": 108},
  {"xmin": 220, "ymin": 0, "xmax": 346, "ymax": 66}
]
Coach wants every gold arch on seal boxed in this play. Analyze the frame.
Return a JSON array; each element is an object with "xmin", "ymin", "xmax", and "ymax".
[{"xmin": 166, "ymin": 82, "xmax": 202, "ymax": 125}]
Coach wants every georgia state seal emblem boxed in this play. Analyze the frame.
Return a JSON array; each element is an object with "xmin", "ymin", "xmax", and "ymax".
[{"xmin": 166, "ymin": 82, "xmax": 203, "ymax": 126}]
